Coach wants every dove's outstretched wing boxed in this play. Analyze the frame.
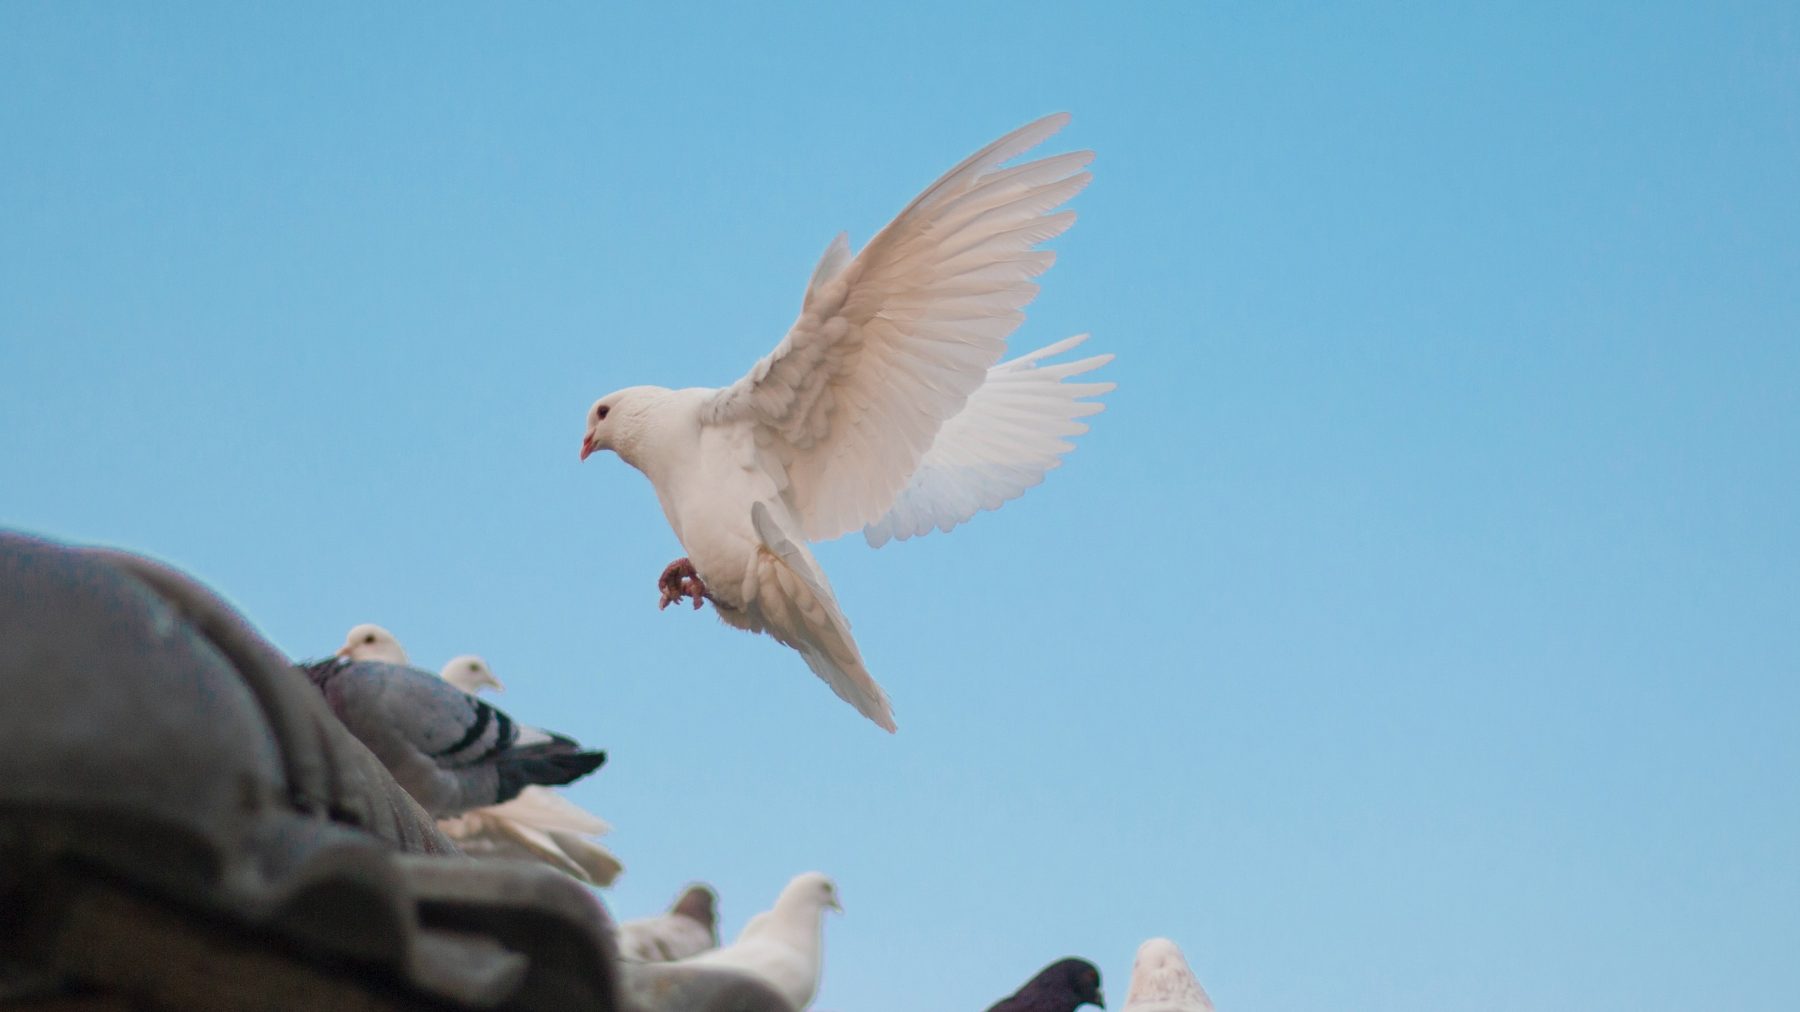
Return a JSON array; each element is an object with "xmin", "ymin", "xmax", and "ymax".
[
  {"xmin": 703, "ymin": 114, "xmax": 1091, "ymax": 542},
  {"xmin": 863, "ymin": 333, "xmax": 1114, "ymax": 547}
]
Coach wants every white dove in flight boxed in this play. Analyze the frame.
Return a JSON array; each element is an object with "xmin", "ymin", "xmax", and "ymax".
[{"xmin": 579, "ymin": 114, "xmax": 1113, "ymax": 732}]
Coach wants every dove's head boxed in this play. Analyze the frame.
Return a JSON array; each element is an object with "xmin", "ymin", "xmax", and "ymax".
[
  {"xmin": 440, "ymin": 654, "xmax": 504, "ymax": 695},
  {"xmin": 777, "ymin": 871, "xmax": 843, "ymax": 916},
  {"xmin": 1125, "ymin": 938, "xmax": 1211, "ymax": 1010},
  {"xmin": 336, "ymin": 623, "xmax": 407, "ymax": 664},
  {"xmin": 580, "ymin": 386, "xmax": 671, "ymax": 464}
]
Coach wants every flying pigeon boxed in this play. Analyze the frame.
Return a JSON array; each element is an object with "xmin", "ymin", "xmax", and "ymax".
[
  {"xmin": 579, "ymin": 114, "xmax": 1112, "ymax": 732},
  {"xmin": 299, "ymin": 656, "xmax": 606, "ymax": 818},
  {"xmin": 679, "ymin": 871, "xmax": 840, "ymax": 1009},
  {"xmin": 986, "ymin": 957, "xmax": 1105, "ymax": 1012},
  {"xmin": 617, "ymin": 884, "xmax": 720, "ymax": 962},
  {"xmin": 1120, "ymin": 939, "xmax": 1214, "ymax": 1012}
]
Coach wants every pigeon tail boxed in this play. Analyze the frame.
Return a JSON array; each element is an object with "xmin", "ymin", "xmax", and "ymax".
[{"xmin": 495, "ymin": 748, "xmax": 607, "ymax": 803}]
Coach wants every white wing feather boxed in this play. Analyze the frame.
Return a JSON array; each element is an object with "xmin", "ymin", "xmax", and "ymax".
[
  {"xmin": 863, "ymin": 334, "xmax": 1113, "ymax": 547},
  {"xmin": 437, "ymin": 786, "xmax": 622, "ymax": 886},
  {"xmin": 704, "ymin": 114, "xmax": 1091, "ymax": 542}
]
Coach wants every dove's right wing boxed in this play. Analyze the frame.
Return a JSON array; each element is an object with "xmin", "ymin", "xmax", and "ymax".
[
  {"xmin": 863, "ymin": 334, "xmax": 1114, "ymax": 547},
  {"xmin": 703, "ymin": 114, "xmax": 1091, "ymax": 543}
]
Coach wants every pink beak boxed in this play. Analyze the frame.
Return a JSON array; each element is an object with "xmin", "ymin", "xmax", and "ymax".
[{"xmin": 580, "ymin": 436, "xmax": 594, "ymax": 461}]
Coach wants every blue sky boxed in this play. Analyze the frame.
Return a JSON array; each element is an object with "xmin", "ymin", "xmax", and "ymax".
[{"xmin": 3, "ymin": 3, "xmax": 1797, "ymax": 1010}]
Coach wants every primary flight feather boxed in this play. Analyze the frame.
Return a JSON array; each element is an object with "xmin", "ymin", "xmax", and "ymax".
[{"xmin": 579, "ymin": 114, "xmax": 1112, "ymax": 732}]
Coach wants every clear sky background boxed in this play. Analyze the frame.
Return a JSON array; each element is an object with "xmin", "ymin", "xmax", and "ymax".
[{"xmin": 3, "ymin": 4, "xmax": 1797, "ymax": 1010}]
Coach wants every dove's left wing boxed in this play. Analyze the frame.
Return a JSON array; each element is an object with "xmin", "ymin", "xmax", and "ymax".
[
  {"xmin": 703, "ymin": 114, "xmax": 1091, "ymax": 542},
  {"xmin": 863, "ymin": 334, "xmax": 1114, "ymax": 547}
]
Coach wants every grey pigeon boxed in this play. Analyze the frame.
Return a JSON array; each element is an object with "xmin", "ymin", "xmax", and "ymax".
[
  {"xmin": 299, "ymin": 657, "xmax": 605, "ymax": 818},
  {"xmin": 986, "ymin": 958, "xmax": 1105, "ymax": 1012}
]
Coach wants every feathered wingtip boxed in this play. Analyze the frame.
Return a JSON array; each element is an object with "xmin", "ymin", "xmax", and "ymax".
[{"xmin": 495, "ymin": 749, "xmax": 608, "ymax": 803}]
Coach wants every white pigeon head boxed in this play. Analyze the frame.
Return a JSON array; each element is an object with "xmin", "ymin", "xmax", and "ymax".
[
  {"xmin": 336, "ymin": 623, "xmax": 408, "ymax": 664},
  {"xmin": 439, "ymin": 654, "xmax": 505, "ymax": 694},
  {"xmin": 579, "ymin": 385, "xmax": 672, "ymax": 464},
  {"xmin": 776, "ymin": 870, "xmax": 843, "ymax": 916},
  {"xmin": 1123, "ymin": 937, "xmax": 1214, "ymax": 1011}
]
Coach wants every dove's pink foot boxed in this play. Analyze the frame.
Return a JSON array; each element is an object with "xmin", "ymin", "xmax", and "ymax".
[{"xmin": 657, "ymin": 557, "xmax": 710, "ymax": 611}]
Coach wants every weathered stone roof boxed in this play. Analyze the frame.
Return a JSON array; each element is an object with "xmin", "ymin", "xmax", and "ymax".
[{"xmin": 0, "ymin": 531, "xmax": 792, "ymax": 1012}]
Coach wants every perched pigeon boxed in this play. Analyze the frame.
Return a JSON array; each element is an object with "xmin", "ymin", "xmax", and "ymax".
[
  {"xmin": 679, "ymin": 871, "xmax": 840, "ymax": 1010},
  {"xmin": 579, "ymin": 114, "xmax": 1112, "ymax": 732},
  {"xmin": 332, "ymin": 624, "xmax": 614, "ymax": 877},
  {"xmin": 438, "ymin": 785, "xmax": 623, "ymax": 885},
  {"xmin": 617, "ymin": 884, "xmax": 720, "ymax": 962},
  {"xmin": 299, "ymin": 657, "xmax": 606, "ymax": 818},
  {"xmin": 986, "ymin": 958, "xmax": 1105, "ymax": 1012},
  {"xmin": 1120, "ymin": 939, "xmax": 1213, "ymax": 1012}
]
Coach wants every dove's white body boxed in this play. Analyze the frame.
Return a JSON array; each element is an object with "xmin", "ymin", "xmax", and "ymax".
[
  {"xmin": 583, "ymin": 114, "xmax": 1114, "ymax": 732},
  {"xmin": 615, "ymin": 389, "xmax": 801, "ymax": 605},
  {"xmin": 678, "ymin": 872, "xmax": 838, "ymax": 1010}
]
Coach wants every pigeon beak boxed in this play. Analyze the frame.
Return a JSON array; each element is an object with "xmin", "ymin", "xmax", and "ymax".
[
  {"xmin": 333, "ymin": 646, "xmax": 351, "ymax": 659},
  {"xmin": 580, "ymin": 435, "xmax": 594, "ymax": 461},
  {"xmin": 1095, "ymin": 993, "xmax": 1105, "ymax": 1009},
  {"xmin": 828, "ymin": 897, "xmax": 843, "ymax": 913}
]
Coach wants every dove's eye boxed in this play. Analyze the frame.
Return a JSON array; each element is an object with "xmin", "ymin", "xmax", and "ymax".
[
  {"xmin": 364, "ymin": 634, "xmax": 376, "ymax": 643},
  {"xmin": 596, "ymin": 406, "xmax": 610, "ymax": 421}
]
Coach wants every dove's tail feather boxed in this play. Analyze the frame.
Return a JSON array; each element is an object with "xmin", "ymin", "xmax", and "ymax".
[
  {"xmin": 746, "ymin": 502, "xmax": 898, "ymax": 733},
  {"xmin": 495, "ymin": 749, "xmax": 607, "ymax": 803}
]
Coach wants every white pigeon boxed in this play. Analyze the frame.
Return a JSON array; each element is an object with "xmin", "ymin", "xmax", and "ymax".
[
  {"xmin": 616, "ymin": 883, "xmax": 720, "ymax": 962},
  {"xmin": 332, "ymin": 623, "xmax": 621, "ymax": 883},
  {"xmin": 579, "ymin": 114, "xmax": 1113, "ymax": 732},
  {"xmin": 1120, "ymin": 938, "xmax": 1215, "ymax": 1012},
  {"xmin": 679, "ymin": 871, "xmax": 840, "ymax": 1010}
]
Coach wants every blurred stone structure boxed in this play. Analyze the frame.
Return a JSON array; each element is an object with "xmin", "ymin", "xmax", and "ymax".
[{"xmin": 0, "ymin": 532, "xmax": 792, "ymax": 1012}]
